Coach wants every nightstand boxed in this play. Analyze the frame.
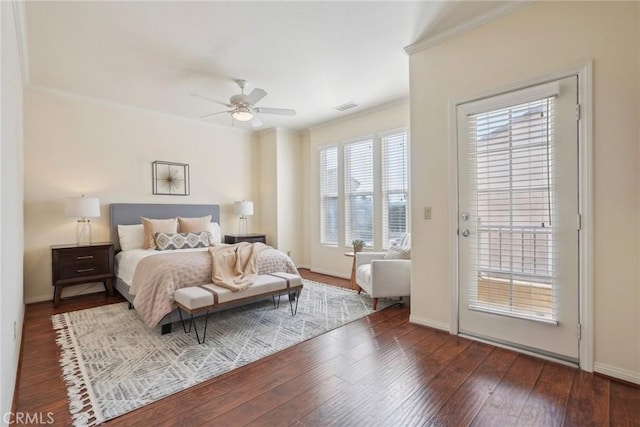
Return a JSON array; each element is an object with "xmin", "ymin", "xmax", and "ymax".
[
  {"xmin": 224, "ymin": 233, "xmax": 267, "ymax": 244},
  {"xmin": 51, "ymin": 243, "xmax": 114, "ymax": 307}
]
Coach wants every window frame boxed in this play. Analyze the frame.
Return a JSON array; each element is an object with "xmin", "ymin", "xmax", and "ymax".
[{"xmin": 318, "ymin": 129, "xmax": 409, "ymax": 251}]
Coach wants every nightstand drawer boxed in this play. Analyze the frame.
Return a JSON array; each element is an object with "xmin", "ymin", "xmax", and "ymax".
[
  {"xmin": 240, "ymin": 236, "xmax": 266, "ymax": 243},
  {"xmin": 224, "ymin": 234, "xmax": 267, "ymax": 244},
  {"xmin": 57, "ymin": 248, "xmax": 110, "ymax": 280}
]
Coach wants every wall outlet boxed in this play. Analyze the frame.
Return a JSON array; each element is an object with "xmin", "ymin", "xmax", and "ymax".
[{"xmin": 424, "ymin": 207, "xmax": 432, "ymax": 220}]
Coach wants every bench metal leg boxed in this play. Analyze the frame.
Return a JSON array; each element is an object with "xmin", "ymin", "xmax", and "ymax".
[
  {"xmin": 272, "ymin": 293, "xmax": 281, "ymax": 309},
  {"xmin": 193, "ymin": 310, "xmax": 210, "ymax": 344},
  {"xmin": 178, "ymin": 308, "xmax": 211, "ymax": 344},
  {"xmin": 288, "ymin": 289, "xmax": 301, "ymax": 316},
  {"xmin": 178, "ymin": 308, "xmax": 193, "ymax": 333}
]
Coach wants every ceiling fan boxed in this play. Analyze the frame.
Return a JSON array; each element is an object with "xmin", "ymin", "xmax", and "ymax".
[{"xmin": 191, "ymin": 79, "xmax": 296, "ymax": 127}]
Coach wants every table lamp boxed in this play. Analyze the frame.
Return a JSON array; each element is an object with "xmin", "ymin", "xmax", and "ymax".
[
  {"xmin": 233, "ymin": 200, "xmax": 253, "ymax": 235},
  {"xmin": 65, "ymin": 195, "xmax": 100, "ymax": 246}
]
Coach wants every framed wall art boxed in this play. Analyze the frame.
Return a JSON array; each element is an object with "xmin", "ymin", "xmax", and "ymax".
[{"xmin": 152, "ymin": 161, "xmax": 190, "ymax": 196}]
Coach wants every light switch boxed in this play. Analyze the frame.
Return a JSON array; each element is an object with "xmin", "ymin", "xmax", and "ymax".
[{"xmin": 424, "ymin": 206, "xmax": 432, "ymax": 220}]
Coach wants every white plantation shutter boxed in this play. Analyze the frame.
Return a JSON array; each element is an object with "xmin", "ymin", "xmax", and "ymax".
[
  {"xmin": 344, "ymin": 139, "xmax": 374, "ymax": 247},
  {"xmin": 320, "ymin": 146, "xmax": 338, "ymax": 245},
  {"xmin": 466, "ymin": 96, "xmax": 558, "ymax": 322},
  {"xmin": 381, "ymin": 131, "xmax": 408, "ymax": 248}
]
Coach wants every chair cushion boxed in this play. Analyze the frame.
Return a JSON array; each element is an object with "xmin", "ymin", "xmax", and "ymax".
[{"xmin": 356, "ymin": 264, "xmax": 372, "ymax": 293}]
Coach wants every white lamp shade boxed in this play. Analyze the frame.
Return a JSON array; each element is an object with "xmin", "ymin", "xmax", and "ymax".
[
  {"xmin": 65, "ymin": 196, "xmax": 101, "ymax": 218},
  {"xmin": 233, "ymin": 201, "xmax": 254, "ymax": 216}
]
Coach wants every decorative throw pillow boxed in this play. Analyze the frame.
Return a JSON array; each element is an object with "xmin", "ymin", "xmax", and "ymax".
[
  {"xmin": 117, "ymin": 224, "xmax": 145, "ymax": 251},
  {"xmin": 178, "ymin": 215, "xmax": 212, "ymax": 233},
  {"xmin": 400, "ymin": 232, "xmax": 411, "ymax": 248},
  {"xmin": 384, "ymin": 245, "xmax": 411, "ymax": 260},
  {"xmin": 141, "ymin": 217, "xmax": 178, "ymax": 249},
  {"xmin": 154, "ymin": 231, "xmax": 211, "ymax": 251},
  {"xmin": 207, "ymin": 222, "xmax": 222, "ymax": 245}
]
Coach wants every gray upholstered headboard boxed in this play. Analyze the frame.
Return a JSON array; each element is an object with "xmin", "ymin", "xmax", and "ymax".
[{"xmin": 110, "ymin": 203, "xmax": 221, "ymax": 252}]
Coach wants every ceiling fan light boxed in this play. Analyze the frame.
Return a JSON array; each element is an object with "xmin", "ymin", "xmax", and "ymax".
[{"xmin": 232, "ymin": 106, "xmax": 253, "ymax": 122}]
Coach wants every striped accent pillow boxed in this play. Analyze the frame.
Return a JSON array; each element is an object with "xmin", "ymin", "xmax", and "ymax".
[{"xmin": 154, "ymin": 231, "xmax": 211, "ymax": 251}]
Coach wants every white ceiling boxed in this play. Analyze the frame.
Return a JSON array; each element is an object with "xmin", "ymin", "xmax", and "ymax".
[{"xmin": 25, "ymin": 1, "xmax": 511, "ymax": 131}]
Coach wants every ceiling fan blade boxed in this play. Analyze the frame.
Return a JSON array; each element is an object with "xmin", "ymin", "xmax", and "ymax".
[
  {"xmin": 200, "ymin": 110, "xmax": 231, "ymax": 119},
  {"xmin": 254, "ymin": 107, "xmax": 296, "ymax": 116},
  {"xmin": 190, "ymin": 93, "xmax": 232, "ymax": 108},
  {"xmin": 244, "ymin": 88, "xmax": 267, "ymax": 106},
  {"xmin": 250, "ymin": 116, "xmax": 263, "ymax": 128}
]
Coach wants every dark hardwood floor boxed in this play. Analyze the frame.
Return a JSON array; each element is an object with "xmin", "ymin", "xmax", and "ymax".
[{"xmin": 13, "ymin": 269, "xmax": 640, "ymax": 426}]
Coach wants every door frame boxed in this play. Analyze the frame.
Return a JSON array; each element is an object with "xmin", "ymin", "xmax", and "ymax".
[{"xmin": 447, "ymin": 62, "xmax": 594, "ymax": 371}]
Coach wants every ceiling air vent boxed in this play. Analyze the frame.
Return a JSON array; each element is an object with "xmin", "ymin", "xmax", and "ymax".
[{"xmin": 335, "ymin": 102, "xmax": 358, "ymax": 112}]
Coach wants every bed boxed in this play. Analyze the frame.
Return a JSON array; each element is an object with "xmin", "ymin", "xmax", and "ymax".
[{"xmin": 110, "ymin": 203, "xmax": 298, "ymax": 334}]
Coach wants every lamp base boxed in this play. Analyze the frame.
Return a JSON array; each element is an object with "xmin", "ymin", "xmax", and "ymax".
[
  {"xmin": 238, "ymin": 216, "xmax": 248, "ymax": 235},
  {"xmin": 76, "ymin": 219, "xmax": 92, "ymax": 246}
]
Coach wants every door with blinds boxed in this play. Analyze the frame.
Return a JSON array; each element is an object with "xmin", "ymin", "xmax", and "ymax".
[{"xmin": 457, "ymin": 76, "xmax": 580, "ymax": 362}]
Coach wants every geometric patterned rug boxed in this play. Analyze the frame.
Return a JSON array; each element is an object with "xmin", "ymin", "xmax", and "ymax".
[{"xmin": 52, "ymin": 280, "xmax": 393, "ymax": 426}]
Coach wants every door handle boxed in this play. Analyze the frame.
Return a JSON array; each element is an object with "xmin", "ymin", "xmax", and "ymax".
[{"xmin": 460, "ymin": 229, "xmax": 470, "ymax": 237}]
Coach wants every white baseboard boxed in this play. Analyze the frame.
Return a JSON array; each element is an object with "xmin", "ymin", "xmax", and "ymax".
[
  {"xmin": 409, "ymin": 314, "xmax": 451, "ymax": 333},
  {"xmin": 25, "ymin": 283, "xmax": 105, "ymax": 304},
  {"xmin": 309, "ymin": 267, "xmax": 350, "ymax": 280},
  {"xmin": 594, "ymin": 362, "xmax": 640, "ymax": 385},
  {"xmin": 25, "ymin": 294, "xmax": 52, "ymax": 304}
]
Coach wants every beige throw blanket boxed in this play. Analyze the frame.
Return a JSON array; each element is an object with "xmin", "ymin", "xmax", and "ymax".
[{"xmin": 209, "ymin": 242, "xmax": 267, "ymax": 291}]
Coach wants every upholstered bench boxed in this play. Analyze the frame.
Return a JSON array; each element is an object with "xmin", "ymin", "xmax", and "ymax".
[{"xmin": 174, "ymin": 272, "xmax": 303, "ymax": 343}]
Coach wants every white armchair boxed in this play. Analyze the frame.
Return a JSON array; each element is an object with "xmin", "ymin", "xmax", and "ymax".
[{"xmin": 355, "ymin": 251, "xmax": 411, "ymax": 310}]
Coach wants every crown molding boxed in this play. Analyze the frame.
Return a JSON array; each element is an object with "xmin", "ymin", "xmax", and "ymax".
[
  {"xmin": 404, "ymin": 1, "xmax": 533, "ymax": 56},
  {"xmin": 12, "ymin": 0, "xmax": 30, "ymax": 86},
  {"xmin": 27, "ymin": 85, "xmax": 254, "ymax": 135}
]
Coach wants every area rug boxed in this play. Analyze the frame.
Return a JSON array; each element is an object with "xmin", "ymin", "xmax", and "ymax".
[{"xmin": 52, "ymin": 280, "xmax": 392, "ymax": 426}]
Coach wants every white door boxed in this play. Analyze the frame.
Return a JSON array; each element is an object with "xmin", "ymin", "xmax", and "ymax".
[{"xmin": 457, "ymin": 77, "xmax": 580, "ymax": 362}]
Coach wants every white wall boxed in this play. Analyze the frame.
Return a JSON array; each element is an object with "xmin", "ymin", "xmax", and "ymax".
[
  {"xmin": 256, "ymin": 128, "xmax": 303, "ymax": 263},
  {"xmin": 23, "ymin": 88, "xmax": 256, "ymax": 302},
  {"xmin": 257, "ymin": 130, "xmax": 278, "ymax": 244},
  {"xmin": 409, "ymin": 1, "xmax": 640, "ymax": 381},
  {"xmin": 275, "ymin": 129, "xmax": 303, "ymax": 264},
  {"xmin": 1, "ymin": 1, "xmax": 25, "ymax": 421},
  {"xmin": 307, "ymin": 101, "xmax": 409, "ymax": 278},
  {"xmin": 300, "ymin": 130, "xmax": 311, "ymax": 268}
]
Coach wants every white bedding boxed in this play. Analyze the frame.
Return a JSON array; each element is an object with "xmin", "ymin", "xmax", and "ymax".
[{"xmin": 116, "ymin": 247, "xmax": 209, "ymax": 290}]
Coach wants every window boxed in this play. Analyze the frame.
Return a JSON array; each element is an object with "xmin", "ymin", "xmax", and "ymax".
[
  {"xmin": 344, "ymin": 139, "xmax": 374, "ymax": 247},
  {"xmin": 319, "ymin": 146, "xmax": 338, "ymax": 245},
  {"xmin": 468, "ymin": 96, "xmax": 556, "ymax": 320},
  {"xmin": 381, "ymin": 131, "xmax": 409, "ymax": 248},
  {"xmin": 319, "ymin": 129, "xmax": 409, "ymax": 250}
]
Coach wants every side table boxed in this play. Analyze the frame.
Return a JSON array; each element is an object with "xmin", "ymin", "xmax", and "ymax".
[{"xmin": 51, "ymin": 243, "xmax": 114, "ymax": 307}]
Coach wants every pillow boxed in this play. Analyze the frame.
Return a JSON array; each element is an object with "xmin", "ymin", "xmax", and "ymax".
[
  {"xmin": 154, "ymin": 231, "xmax": 211, "ymax": 251},
  {"xmin": 207, "ymin": 222, "xmax": 222, "ymax": 245},
  {"xmin": 399, "ymin": 232, "xmax": 411, "ymax": 249},
  {"xmin": 178, "ymin": 215, "xmax": 212, "ymax": 233},
  {"xmin": 384, "ymin": 245, "xmax": 411, "ymax": 260},
  {"xmin": 141, "ymin": 217, "xmax": 178, "ymax": 249},
  {"xmin": 117, "ymin": 224, "xmax": 144, "ymax": 251}
]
